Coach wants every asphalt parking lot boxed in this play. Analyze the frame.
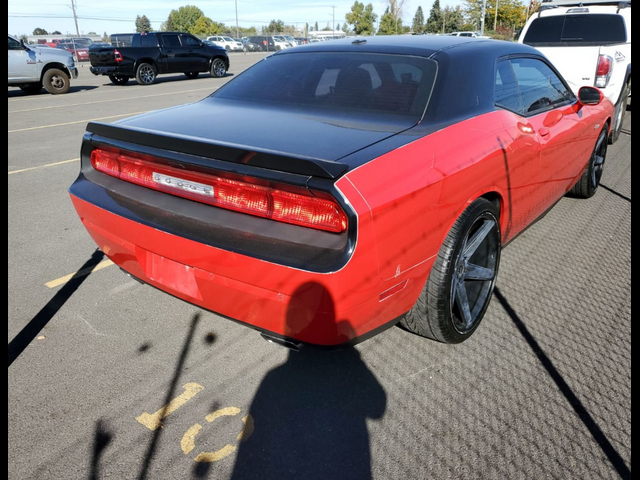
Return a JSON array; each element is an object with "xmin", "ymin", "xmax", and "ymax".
[{"xmin": 8, "ymin": 53, "xmax": 631, "ymax": 480}]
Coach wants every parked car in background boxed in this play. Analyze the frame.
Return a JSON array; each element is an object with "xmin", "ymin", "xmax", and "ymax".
[
  {"xmin": 89, "ymin": 31, "xmax": 229, "ymax": 85},
  {"xmin": 206, "ymin": 36, "xmax": 244, "ymax": 52},
  {"xmin": 295, "ymin": 37, "xmax": 309, "ymax": 45},
  {"xmin": 272, "ymin": 35, "xmax": 294, "ymax": 49},
  {"xmin": 247, "ymin": 36, "xmax": 282, "ymax": 52},
  {"xmin": 56, "ymin": 41, "xmax": 89, "ymax": 62},
  {"xmin": 449, "ymin": 31, "xmax": 492, "ymax": 38},
  {"xmin": 240, "ymin": 38, "xmax": 263, "ymax": 52},
  {"xmin": 518, "ymin": 0, "xmax": 631, "ymax": 143},
  {"xmin": 8, "ymin": 34, "xmax": 78, "ymax": 94},
  {"xmin": 69, "ymin": 36, "xmax": 613, "ymax": 348}
]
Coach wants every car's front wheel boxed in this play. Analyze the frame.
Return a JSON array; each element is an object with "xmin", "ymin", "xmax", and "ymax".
[
  {"xmin": 401, "ymin": 198, "xmax": 501, "ymax": 343},
  {"xmin": 43, "ymin": 68, "xmax": 70, "ymax": 94},
  {"xmin": 568, "ymin": 125, "xmax": 608, "ymax": 198},
  {"xmin": 210, "ymin": 58, "xmax": 227, "ymax": 78},
  {"xmin": 135, "ymin": 63, "xmax": 157, "ymax": 85},
  {"xmin": 108, "ymin": 74, "xmax": 130, "ymax": 85}
]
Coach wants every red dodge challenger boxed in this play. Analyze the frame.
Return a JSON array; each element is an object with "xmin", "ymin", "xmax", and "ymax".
[{"xmin": 69, "ymin": 36, "xmax": 613, "ymax": 348}]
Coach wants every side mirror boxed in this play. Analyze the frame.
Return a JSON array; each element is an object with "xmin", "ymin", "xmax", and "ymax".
[{"xmin": 577, "ymin": 86, "xmax": 603, "ymax": 106}]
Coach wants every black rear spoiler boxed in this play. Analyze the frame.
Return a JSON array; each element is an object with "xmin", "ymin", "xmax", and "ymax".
[{"xmin": 85, "ymin": 122, "xmax": 349, "ymax": 179}]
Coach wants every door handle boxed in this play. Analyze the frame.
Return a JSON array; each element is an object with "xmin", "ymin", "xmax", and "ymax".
[{"xmin": 538, "ymin": 127, "xmax": 550, "ymax": 137}]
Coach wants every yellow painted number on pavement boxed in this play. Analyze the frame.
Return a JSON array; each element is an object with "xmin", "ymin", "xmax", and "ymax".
[
  {"xmin": 181, "ymin": 407, "xmax": 255, "ymax": 463},
  {"xmin": 136, "ymin": 382, "xmax": 204, "ymax": 430}
]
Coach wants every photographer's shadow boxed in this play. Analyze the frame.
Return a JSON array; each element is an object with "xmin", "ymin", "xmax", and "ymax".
[{"xmin": 229, "ymin": 282, "xmax": 387, "ymax": 480}]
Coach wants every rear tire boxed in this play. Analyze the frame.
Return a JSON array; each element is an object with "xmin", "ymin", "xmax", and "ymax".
[
  {"xmin": 108, "ymin": 74, "xmax": 129, "ymax": 85},
  {"xmin": 43, "ymin": 68, "xmax": 70, "ymax": 94},
  {"xmin": 609, "ymin": 80, "xmax": 630, "ymax": 144},
  {"xmin": 401, "ymin": 198, "xmax": 501, "ymax": 344},
  {"xmin": 568, "ymin": 126, "xmax": 608, "ymax": 198},
  {"xmin": 135, "ymin": 63, "xmax": 157, "ymax": 85}
]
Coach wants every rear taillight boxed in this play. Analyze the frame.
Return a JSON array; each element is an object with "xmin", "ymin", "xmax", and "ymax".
[
  {"xmin": 595, "ymin": 55, "xmax": 613, "ymax": 88},
  {"xmin": 90, "ymin": 148, "xmax": 347, "ymax": 233},
  {"xmin": 114, "ymin": 49, "xmax": 124, "ymax": 62}
]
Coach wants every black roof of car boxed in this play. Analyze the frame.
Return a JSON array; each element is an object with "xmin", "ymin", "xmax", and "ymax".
[{"xmin": 276, "ymin": 35, "xmax": 539, "ymax": 59}]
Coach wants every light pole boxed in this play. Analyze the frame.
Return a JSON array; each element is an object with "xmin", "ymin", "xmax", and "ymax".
[
  {"xmin": 481, "ymin": 0, "xmax": 487, "ymax": 35},
  {"xmin": 331, "ymin": 6, "xmax": 335, "ymax": 36},
  {"xmin": 235, "ymin": 0, "xmax": 239, "ymax": 39},
  {"xmin": 494, "ymin": 0, "xmax": 499, "ymax": 32}
]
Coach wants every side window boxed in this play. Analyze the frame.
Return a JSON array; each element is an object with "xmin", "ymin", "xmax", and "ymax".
[
  {"xmin": 181, "ymin": 35, "xmax": 200, "ymax": 47},
  {"xmin": 8, "ymin": 36, "xmax": 22, "ymax": 50},
  {"xmin": 138, "ymin": 35, "xmax": 157, "ymax": 48},
  {"xmin": 162, "ymin": 34, "xmax": 181, "ymax": 48},
  {"xmin": 510, "ymin": 57, "xmax": 573, "ymax": 114},
  {"xmin": 494, "ymin": 58, "xmax": 524, "ymax": 115}
]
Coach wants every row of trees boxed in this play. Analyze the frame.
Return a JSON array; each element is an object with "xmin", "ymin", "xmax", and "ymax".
[{"xmin": 33, "ymin": 0, "xmax": 540, "ymax": 42}]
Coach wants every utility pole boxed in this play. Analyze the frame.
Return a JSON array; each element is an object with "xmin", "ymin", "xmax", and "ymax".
[
  {"xmin": 331, "ymin": 6, "xmax": 335, "ymax": 36},
  {"xmin": 494, "ymin": 0, "xmax": 499, "ymax": 31},
  {"xmin": 70, "ymin": 0, "xmax": 80, "ymax": 37},
  {"xmin": 235, "ymin": 0, "xmax": 239, "ymax": 38},
  {"xmin": 480, "ymin": 0, "xmax": 487, "ymax": 35}
]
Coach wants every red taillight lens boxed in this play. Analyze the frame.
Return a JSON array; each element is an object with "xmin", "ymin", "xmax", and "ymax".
[
  {"xmin": 114, "ymin": 49, "xmax": 123, "ymax": 62},
  {"xmin": 596, "ymin": 55, "xmax": 611, "ymax": 76},
  {"xmin": 90, "ymin": 148, "xmax": 347, "ymax": 233}
]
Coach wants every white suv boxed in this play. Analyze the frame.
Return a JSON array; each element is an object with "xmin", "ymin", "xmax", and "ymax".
[
  {"xmin": 206, "ymin": 36, "xmax": 244, "ymax": 52},
  {"xmin": 519, "ymin": 0, "xmax": 631, "ymax": 143}
]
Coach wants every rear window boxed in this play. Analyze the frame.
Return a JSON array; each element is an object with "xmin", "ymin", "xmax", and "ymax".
[
  {"xmin": 213, "ymin": 52, "xmax": 437, "ymax": 119},
  {"xmin": 523, "ymin": 14, "xmax": 627, "ymax": 46}
]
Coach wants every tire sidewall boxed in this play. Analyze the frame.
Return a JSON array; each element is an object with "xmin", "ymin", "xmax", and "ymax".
[
  {"xmin": 43, "ymin": 68, "xmax": 70, "ymax": 94},
  {"xmin": 440, "ymin": 201, "xmax": 501, "ymax": 343},
  {"xmin": 210, "ymin": 59, "xmax": 227, "ymax": 78},
  {"xmin": 135, "ymin": 63, "xmax": 156, "ymax": 85}
]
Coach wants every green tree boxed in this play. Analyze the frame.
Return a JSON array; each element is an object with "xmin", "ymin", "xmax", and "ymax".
[
  {"xmin": 412, "ymin": 6, "xmax": 425, "ymax": 33},
  {"xmin": 52, "ymin": 30, "xmax": 62, "ymax": 35},
  {"xmin": 425, "ymin": 0, "xmax": 442, "ymax": 33},
  {"xmin": 191, "ymin": 16, "xmax": 213, "ymax": 35},
  {"xmin": 305, "ymin": 22, "xmax": 309, "ymax": 36},
  {"xmin": 165, "ymin": 5, "xmax": 205, "ymax": 33},
  {"xmin": 336, "ymin": 22, "xmax": 341, "ymax": 31},
  {"xmin": 33, "ymin": 28, "xmax": 48, "ymax": 35},
  {"xmin": 135, "ymin": 15, "xmax": 153, "ymax": 33},
  {"xmin": 462, "ymin": 0, "xmax": 529, "ymax": 35},
  {"xmin": 377, "ymin": 7, "xmax": 402, "ymax": 34},
  {"xmin": 315, "ymin": 21, "xmax": 319, "ymax": 31},
  {"xmin": 102, "ymin": 31, "xmax": 110, "ymax": 42},
  {"xmin": 267, "ymin": 19, "xmax": 285, "ymax": 33},
  {"xmin": 345, "ymin": 1, "xmax": 378, "ymax": 36},
  {"xmin": 441, "ymin": 5, "xmax": 464, "ymax": 33}
]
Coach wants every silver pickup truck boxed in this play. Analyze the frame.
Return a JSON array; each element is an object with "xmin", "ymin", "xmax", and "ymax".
[{"xmin": 8, "ymin": 34, "xmax": 78, "ymax": 94}]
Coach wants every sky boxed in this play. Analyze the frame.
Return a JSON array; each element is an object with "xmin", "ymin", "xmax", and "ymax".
[{"xmin": 8, "ymin": 0, "xmax": 464, "ymax": 38}]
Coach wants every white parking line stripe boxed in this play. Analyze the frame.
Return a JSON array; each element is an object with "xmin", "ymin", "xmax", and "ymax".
[
  {"xmin": 8, "ymin": 158, "xmax": 79, "ymax": 175},
  {"xmin": 8, "ymin": 112, "xmax": 146, "ymax": 133}
]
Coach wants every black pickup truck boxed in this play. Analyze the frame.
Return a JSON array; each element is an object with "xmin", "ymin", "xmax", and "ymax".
[{"xmin": 89, "ymin": 31, "xmax": 230, "ymax": 86}]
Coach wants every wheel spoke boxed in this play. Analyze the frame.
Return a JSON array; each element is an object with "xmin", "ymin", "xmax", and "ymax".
[
  {"xmin": 593, "ymin": 154, "xmax": 605, "ymax": 166},
  {"xmin": 463, "ymin": 220, "xmax": 495, "ymax": 258},
  {"xmin": 455, "ymin": 281, "xmax": 473, "ymax": 327},
  {"xmin": 464, "ymin": 262, "xmax": 495, "ymax": 281}
]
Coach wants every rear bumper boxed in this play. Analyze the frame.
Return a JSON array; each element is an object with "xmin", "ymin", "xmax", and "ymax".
[
  {"xmin": 69, "ymin": 191, "xmax": 427, "ymax": 346},
  {"xmin": 90, "ymin": 66, "xmax": 118, "ymax": 76}
]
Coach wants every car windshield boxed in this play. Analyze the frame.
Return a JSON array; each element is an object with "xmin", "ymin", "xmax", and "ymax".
[
  {"xmin": 213, "ymin": 52, "xmax": 437, "ymax": 122},
  {"xmin": 523, "ymin": 14, "xmax": 627, "ymax": 46}
]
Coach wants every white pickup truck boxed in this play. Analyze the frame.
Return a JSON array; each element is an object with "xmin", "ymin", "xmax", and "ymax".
[
  {"xmin": 519, "ymin": 0, "xmax": 631, "ymax": 143},
  {"xmin": 8, "ymin": 34, "xmax": 78, "ymax": 94}
]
